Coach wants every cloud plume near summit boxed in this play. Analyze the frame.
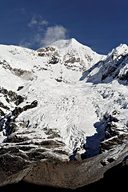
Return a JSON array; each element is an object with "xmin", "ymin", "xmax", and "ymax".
[{"xmin": 41, "ymin": 25, "xmax": 67, "ymax": 46}]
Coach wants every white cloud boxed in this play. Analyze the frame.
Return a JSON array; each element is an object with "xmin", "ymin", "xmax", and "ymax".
[
  {"xmin": 19, "ymin": 39, "xmax": 32, "ymax": 48},
  {"xmin": 20, "ymin": 23, "xmax": 68, "ymax": 49},
  {"xmin": 19, "ymin": 33, "xmax": 42, "ymax": 49},
  {"xmin": 28, "ymin": 16, "xmax": 48, "ymax": 28},
  {"xmin": 41, "ymin": 25, "xmax": 67, "ymax": 46},
  {"xmin": 28, "ymin": 17, "xmax": 37, "ymax": 27}
]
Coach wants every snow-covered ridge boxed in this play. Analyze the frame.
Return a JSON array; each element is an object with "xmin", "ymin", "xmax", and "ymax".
[
  {"xmin": 51, "ymin": 38, "xmax": 95, "ymax": 52},
  {"xmin": 81, "ymin": 43, "xmax": 128, "ymax": 84},
  {"xmin": 109, "ymin": 43, "xmax": 128, "ymax": 59},
  {"xmin": 38, "ymin": 38, "xmax": 104, "ymax": 71}
]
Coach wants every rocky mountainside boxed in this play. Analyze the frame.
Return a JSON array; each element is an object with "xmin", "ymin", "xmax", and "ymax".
[{"xmin": 0, "ymin": 39, "xmax": 127, "ymax": 189}]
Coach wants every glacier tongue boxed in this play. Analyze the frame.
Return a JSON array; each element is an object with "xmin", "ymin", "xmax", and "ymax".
[{"xmin": 0, "ymin": 39, "xmax": 127, "ymax": 189}]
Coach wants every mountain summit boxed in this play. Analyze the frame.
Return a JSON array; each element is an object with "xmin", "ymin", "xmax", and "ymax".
[
  {"xmin": 47, "ymin": 38, "xmax": 104, "ymax": 70},
  {"xmin": 50, "ymin": 38, "xmax": 93, "ymax": 51},
  {"xmin": 0, "ymin": 39, "xmax": 127, "ymax": 189},
  {"xmin": 81, "ymin": 43, "xmax": 128, "ymax": 84}
]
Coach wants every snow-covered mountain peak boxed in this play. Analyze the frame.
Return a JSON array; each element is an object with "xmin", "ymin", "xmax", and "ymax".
[
  {"xmin": 114, "ymin": 43, "xmax": 128, "ymax": 53},
  {"xmin": 50, "ymin": 38, "xmax": 100, "ymax": 54},
  {"xmin": 81, "ymin": 43, "xmax": 128, "ymax": 84},
  {"xmin": 50, "ymin": 38, "xmax": 85, "ymax": 49},
  {"xmin": 37, "ymin": 38, "xmax": 104, "ymax": 73},
  {"xmin": 109, "ymin": 43, "xmax": 128, "ymax": 60}
]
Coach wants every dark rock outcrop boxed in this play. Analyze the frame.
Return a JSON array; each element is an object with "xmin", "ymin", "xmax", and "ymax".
[
  {"xmin": 0, "ymin": 100, "xmax": 38, "ymax": 136},
  {"xmin": 23, "ymin": 142, "xmax": 128, "ymax": 189},
  {"xmin": 0, "ymin": 129, "xmax": 127, "ymax": 189},
  {"xmin": 0, "ymin": 152, "xmax": 31, "ymax": 187}
]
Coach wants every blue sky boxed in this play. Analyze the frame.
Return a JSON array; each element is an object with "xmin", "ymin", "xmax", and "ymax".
[{"xmin": 0, "ymin": 0, "xmax": 128, "ymax": 54}]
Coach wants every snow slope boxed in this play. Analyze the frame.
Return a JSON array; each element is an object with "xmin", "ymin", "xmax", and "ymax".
[
  {"xmin": 0, "ymin": 39, "xmax": 127, "ymax": 161},
  {"xmin": 81, "ymin": 44, "xmax": 128, "ymax": 84},
  {"xmin": 50, "ymin": 38, "xmax": 103, "ymax": 70}
]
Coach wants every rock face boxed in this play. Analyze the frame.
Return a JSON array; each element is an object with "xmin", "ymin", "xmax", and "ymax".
[
  {"xmin": 0, "ymin": 152, "xmax": 31, "ymax": 186},
  {"xmin": 24, "ymin": 143, "xmax": 128, "ymax": 189},
  {"xmin": 0, "ymin": 40, "xmax": 127, "ymax": 189}
]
